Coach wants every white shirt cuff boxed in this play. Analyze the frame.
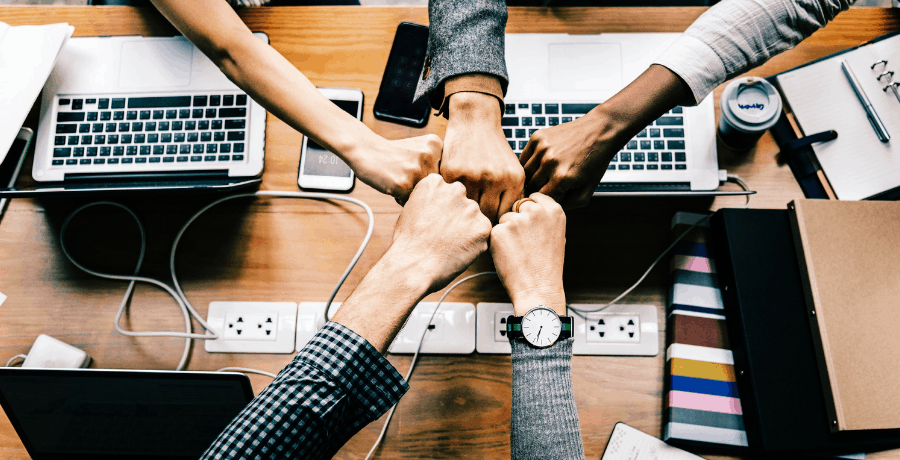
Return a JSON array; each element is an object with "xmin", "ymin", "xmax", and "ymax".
[{"xmin": 653, "ymin": 35, "xmax": 727, "ymax": 106}]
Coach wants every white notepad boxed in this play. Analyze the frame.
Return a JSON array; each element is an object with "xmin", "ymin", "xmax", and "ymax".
[
  {"xmin": 602, "ymin": 423, "xmax": 706, "ymax": 460},
  {"xmin": 0, "ymin": 21, "xmax": 73, "ymax": 164},
  {"xmin": 777, "ymin": 34, "xmax": 900, "ymax": 200}
]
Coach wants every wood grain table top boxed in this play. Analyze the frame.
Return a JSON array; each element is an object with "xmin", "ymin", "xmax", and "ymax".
[{"xmin": 0, "ymin": 5, "xmax": 898, "ymax": 459}]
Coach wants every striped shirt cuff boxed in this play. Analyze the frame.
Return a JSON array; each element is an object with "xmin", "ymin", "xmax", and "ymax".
[
  {"xmin": 653, "ymin": 35, "xmax": 727, "ymax": 106},
  {"xmin": 293, "ymin": 321, "xmax": 409, "ymax": 417}
]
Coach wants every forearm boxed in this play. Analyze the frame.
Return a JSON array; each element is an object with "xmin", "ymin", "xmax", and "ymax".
[
  {"xmin": 510, "ymin": 339, "xmax": 584, "ymax": 460},
  {"xmin": 213, "ymin": 34, "xmax": 375, "ymax": 160},
  {"xmin": 332, "ymin": 248, "xmax": 432, "ymax": 354},
  {"xmin": 655, "ymin": 0, "xmax": 852, "ymax": 104},
  {"xmin": 569, "ymin": 65, "xmax": 693, "ymax": 167},
  {"xmin": 151, "ymin": 0, "xmax": 377, "ymax": 165}
]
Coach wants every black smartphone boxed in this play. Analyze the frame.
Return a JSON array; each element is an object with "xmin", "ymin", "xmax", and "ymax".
[{"xmin": 373, "ymin": 22, "xmax": 431, "ymax": 128}]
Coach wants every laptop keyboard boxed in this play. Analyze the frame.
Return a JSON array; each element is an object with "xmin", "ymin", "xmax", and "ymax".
[
  {"xmin": 502, "ymin": 103, "xmax": 688, "ymax": 172},
  {"xmin": 50, "ymin": 93, "xmax": 249, "ymax": 170}
]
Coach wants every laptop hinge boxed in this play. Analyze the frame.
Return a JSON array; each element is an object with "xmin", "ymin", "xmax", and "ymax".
[{"xmin": 64, "ymin": 170, "xmax": 230, "ymax": 182}]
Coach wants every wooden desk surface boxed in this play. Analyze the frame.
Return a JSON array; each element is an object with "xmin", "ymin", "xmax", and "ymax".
[{"xmin": 1, "ymin": 5, "xmax": 898, "ymax": 459}]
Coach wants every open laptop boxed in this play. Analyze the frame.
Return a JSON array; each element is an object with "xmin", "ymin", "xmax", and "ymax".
[
  {"xmin": 504, "ymin": 34, "xmax": 744, "ymax": 196},
  {"xmin": 12, "ymin": 33, "xmax": 268, "ymax": 196},
  {"xmin": 0, "ymin": 368, "xmax": 253, "ymax": 460}
]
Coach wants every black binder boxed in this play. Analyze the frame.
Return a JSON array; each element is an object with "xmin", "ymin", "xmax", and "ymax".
[{"xmin": 710, "ymin": 208, "xmax": 900, "ymax": 454}]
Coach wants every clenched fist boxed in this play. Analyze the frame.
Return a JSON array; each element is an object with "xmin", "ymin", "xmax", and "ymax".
[
  {"xmin": 441, "ymin": 92, "xmax": 525, "ymax": 223},
  {"xmin": 388, "ymin": 174, "xmax": 493, "ymax": 292},
  {"xmin": 490, "ymin": 193, "xmax": 567, "ymax": 316},
  {"xmin": 351, "ymin": 134, "xmax": 443, "ymax": 204}
]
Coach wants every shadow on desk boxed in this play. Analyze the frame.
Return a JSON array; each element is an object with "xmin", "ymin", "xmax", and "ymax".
[{"xmin": 38, "ymin": 195, "xmax": 257, "ymax": 283}]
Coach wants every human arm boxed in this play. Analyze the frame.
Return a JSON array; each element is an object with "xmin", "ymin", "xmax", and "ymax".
[
  {"xmin": 415, "ymin": 0, "xmax": 524, "ymax": 222},
  {"xmin": 150, "ymin": 0, "xmax": 441, "ymax": 202},
  {"xmin": 201, "ymin": 174, "xmax": 492, "ymax": 460},
  {"xmin": 521, "ymin": 0, "xmax": 852, "ymax": 208},
  {"xmin": 490, "ymin": 194, "xmax": 585, "ymax": 460}
]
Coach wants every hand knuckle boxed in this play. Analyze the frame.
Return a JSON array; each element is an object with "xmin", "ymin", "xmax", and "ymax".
[{"xmin": 451, "ymin": 181, "xmax": 466, "ymax": 194}]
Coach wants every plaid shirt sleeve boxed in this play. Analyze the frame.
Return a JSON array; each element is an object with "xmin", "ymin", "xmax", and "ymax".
[{"xmin": 201, "ymin": 322, "xmax": 409, "ymax": 460}]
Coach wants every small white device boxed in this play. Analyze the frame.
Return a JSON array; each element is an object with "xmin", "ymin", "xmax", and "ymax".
[
  {"xmin": 21, "ymin": 334, "xmax": 91, "ymax": 369},
  {"xmin": 298, "ymin": 88, "xmax": 362, "ymax": 191}
]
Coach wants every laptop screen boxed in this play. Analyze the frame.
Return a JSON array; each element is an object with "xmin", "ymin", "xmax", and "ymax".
[{"xmin": 0, "ymin": 369, "xmax": 253, "ymax": 460}]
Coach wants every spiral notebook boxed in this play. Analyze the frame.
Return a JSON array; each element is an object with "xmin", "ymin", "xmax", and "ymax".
[{"xmin": 776, "ymin": 31, "xmax": 900, "ymax": 201}]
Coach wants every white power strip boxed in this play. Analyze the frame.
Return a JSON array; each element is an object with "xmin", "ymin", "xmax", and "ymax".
[
  {"xmin": 295, "ymin": 302, "xmax": 476, "ymax": 354},
  {"xmin": 388, "ymin": 302, "xmax": 476, "ymax": 354},
  {"xmin": 475, "ymin": 303, "xmax": 514, "ymax": 354},
  {"xmin": 205, "ymin": 302, "xmax": 298, "ymax": 353},
  {"xmin": 569, "ymin": 304, "xmax": 658, "ymax": 356}
]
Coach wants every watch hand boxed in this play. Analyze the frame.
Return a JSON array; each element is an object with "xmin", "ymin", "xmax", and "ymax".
[{"xmin": 537, "ymin": 326, "xmax": 542, "ymax": 340}]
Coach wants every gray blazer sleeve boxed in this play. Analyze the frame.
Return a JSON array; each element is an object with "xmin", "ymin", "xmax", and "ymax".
[
  {"xmin": 510, "ymin": 338, "xmax": 585, "ymax": 460},
  {"xmin": 414, "ymin": 0, "xmax": 510, "ymax": 109}
]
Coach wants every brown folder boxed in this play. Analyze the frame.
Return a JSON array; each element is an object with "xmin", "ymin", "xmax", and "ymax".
[{"xmin": 789, "ymin": 199, "xmax": 900, "ymax": 432}]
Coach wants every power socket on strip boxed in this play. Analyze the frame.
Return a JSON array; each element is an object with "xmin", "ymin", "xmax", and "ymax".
[
  {"xmin": 475, "ymin": 303, "xmax": 658, "ymax": 356},
  {"xmin": 296, "ymin": 302, "xmax": 476, "ymax": 354},
  {"xmin": 388, "ymin": 302, "xmax": 475, "ymax": 354},
  {"xmin": 205, "ymin": 302, "xmax": 297, "ymax": 353},
  {"xmin": 296, "ymin": 302, "xmax": 337, "ymax": 351},
  {"xmin": 569, "ymin": 304, "xmax": 658, "ymax": 356},
  {"xmin": 475, "ymin": 303, "xmax": 514, "ymax": 354}
]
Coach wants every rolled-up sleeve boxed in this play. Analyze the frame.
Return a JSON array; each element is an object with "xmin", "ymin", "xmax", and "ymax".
[{"xmin": 654, "ymin": 0, "xmax": 853, "ymax": 105}]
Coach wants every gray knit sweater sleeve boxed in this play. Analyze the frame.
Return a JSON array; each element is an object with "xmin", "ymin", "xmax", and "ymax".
[
  {"xmin": 414, "ymin": 0, "xmax": 509, "ymax": 109},
  {"xmin": 510, "ymin": 338, "xmax": 585, "ymax": 460}
]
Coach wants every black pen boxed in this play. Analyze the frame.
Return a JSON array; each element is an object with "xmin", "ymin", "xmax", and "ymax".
[{"xmin": 841, "ymin": 59, "xmax": 890, "ymax": 142}]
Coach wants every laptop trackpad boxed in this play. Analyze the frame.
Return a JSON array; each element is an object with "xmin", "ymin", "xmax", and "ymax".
[
  {"xmin": 119, "ymin": 40, "xmax": 193, "ymax": 88},
  {"xmin": 549, "ymin": 43, "xmax": 622, "ymax": 92}
]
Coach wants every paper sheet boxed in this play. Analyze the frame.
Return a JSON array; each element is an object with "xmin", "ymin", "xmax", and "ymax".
[
  {"xmin": 777, "ymin": 35, "xmax": 900, "ymax": 200},
  {"xmin": 0, "ymin": 21, "xmax": 73, "ymax": 165},
  {"xmin": 603, "ymin": 423, "xmax": 706, "ymax": 460}
]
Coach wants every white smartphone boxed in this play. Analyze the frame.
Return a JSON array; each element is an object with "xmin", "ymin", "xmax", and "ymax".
[{"xmin": 298, "ymin": 88, "xmax": 363, "ymax": 192}]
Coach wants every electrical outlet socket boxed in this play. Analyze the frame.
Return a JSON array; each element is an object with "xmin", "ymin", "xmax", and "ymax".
[
  {"xmin": 570, "ymin": 304, "xmax": 658, "ymax": 356},
  {"xmin": 585, "ymin": 313, "xmax": 640, "ymax": 344},
  {"xmin": 295, "ymin": 302, "xmax": 339, "ymax": 351},
  {"xmin": 388, "ymin": 302, "xmax": 476, "ymax": 354},
  {"xmin": 205, "ymin": 302, "xmax": 297, "ymax": 353},
  {"xmin": 475, "ymin": 303, "xmax": 515, "ymax": 354},
  {"xmin": 222, "ymin": 312, "xmax": 278, "ymax": 341}
]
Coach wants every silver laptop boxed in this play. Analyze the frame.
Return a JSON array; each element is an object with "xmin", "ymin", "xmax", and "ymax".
[
  {"xmin": 31, "ymin": 34, "xmax": 267, "ymax": 189},
  {"xmin": 504, "ymin": 33, "xmax": 722, "ymax": 195}
]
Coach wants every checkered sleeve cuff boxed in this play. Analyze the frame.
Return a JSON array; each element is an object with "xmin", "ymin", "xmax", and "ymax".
[{"xmin": 292, "ymin": 321, "xmax": 409, "ymax": 416}]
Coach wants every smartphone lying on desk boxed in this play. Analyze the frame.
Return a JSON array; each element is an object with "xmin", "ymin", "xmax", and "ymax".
[
  {"xmin": 297, "ymin": 88, "xmax": 362, "ymax": 192},
  {"xmin": 0, "ymin": 128, "xmax": 34, "ymax": 219},
  {"xmin": 373, "ymin": 22, "xmax": 431, "ymax": 128}
]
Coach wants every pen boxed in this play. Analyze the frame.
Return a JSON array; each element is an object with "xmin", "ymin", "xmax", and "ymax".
[{"xmin": 841, "ymin": 59, "xmax": 890, "ymax": 142}]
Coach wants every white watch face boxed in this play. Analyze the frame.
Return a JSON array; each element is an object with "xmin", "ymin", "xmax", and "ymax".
[{"xmin": 522, "ymin": 308, "xmax": 561, "ymax": 347}]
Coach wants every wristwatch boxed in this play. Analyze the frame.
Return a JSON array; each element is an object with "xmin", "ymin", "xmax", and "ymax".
[{"xmin": 506, "ymin": 306, "xmax": 573, "ymax": 348}]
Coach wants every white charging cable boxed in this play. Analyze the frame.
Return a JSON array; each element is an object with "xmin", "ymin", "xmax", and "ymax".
[
  {"xmin": 59, "ymin": 191, "xmax": 374, "ymax": 371},
  {"xmin": 365, "ymin": 270, "xmax": 497, "ymax": 460},
  {"xmin": 569, "ymin": 174, "xmax": 751, "ymax": 317},
  {"xmin": 5, "ymin": 354, "xmax": 26, "ymax": 367}
]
